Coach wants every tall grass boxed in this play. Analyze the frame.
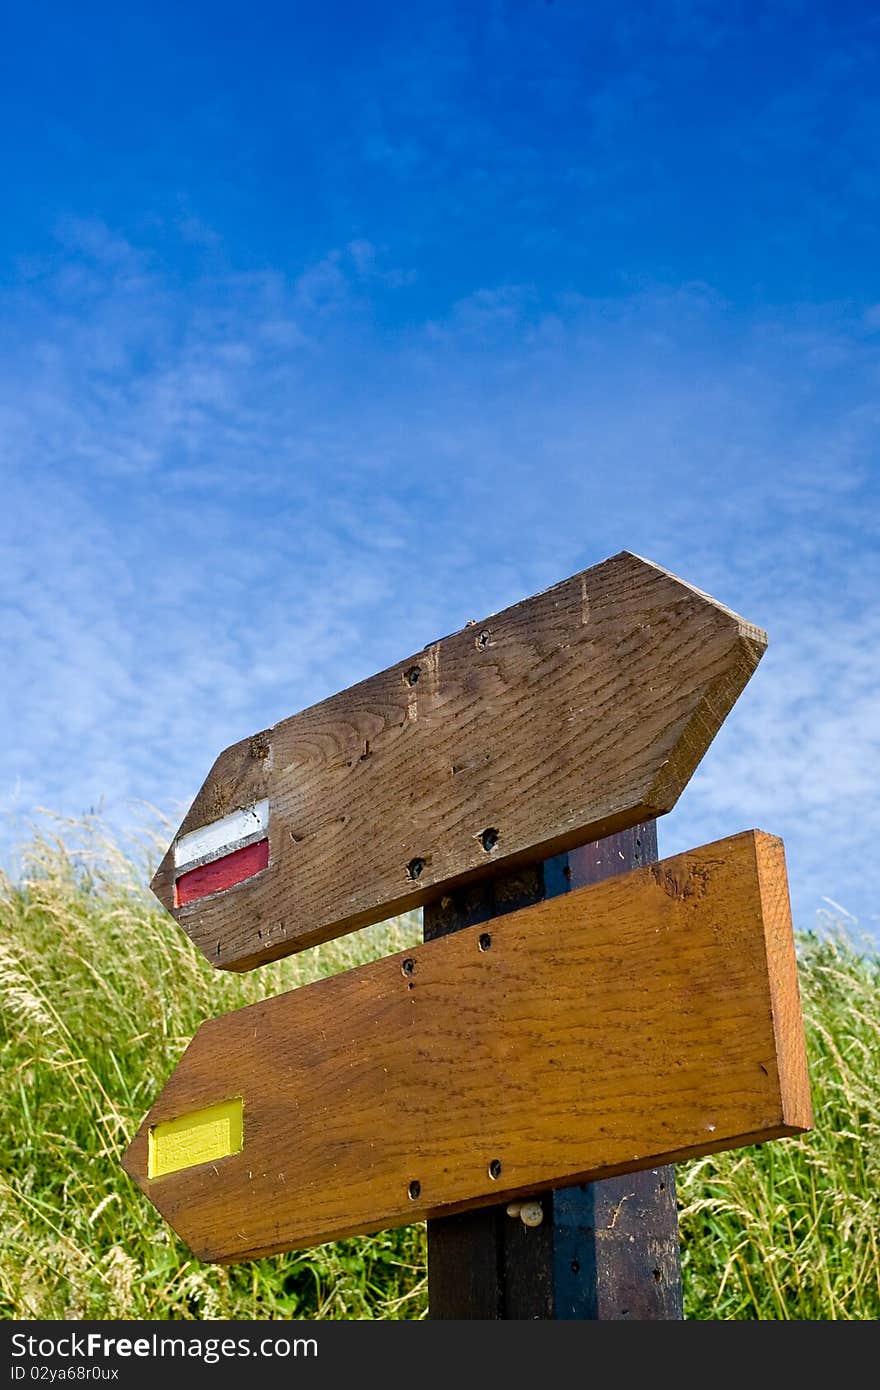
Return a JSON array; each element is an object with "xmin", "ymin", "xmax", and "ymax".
[
  {"xmin": 1, "ymin": 818, "xmax": 877, "ymax": 1319},
  {"xmin": 0, "ymin": 817, "xmax": 424, "ymax": 1319},
  {"xmin": 678, "ymin": 927, "xmax": 880, "ymax": 1319}
]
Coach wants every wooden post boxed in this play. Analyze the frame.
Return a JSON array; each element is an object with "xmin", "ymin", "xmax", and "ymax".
[{"xmin": 423, "ymin": 822, "xmax": 683, "ymax": 1320}]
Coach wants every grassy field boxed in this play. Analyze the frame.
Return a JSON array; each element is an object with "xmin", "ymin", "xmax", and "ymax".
[{"xmin": 1, "ymin": 818, "xmax": 878, "ymax": 1320}]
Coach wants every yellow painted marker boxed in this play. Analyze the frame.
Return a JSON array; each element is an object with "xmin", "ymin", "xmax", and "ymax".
[{"xmin": 148, "ymin": 1098, "xmax": 243, "ymax": 1179}]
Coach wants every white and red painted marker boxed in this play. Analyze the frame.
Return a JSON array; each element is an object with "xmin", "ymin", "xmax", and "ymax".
[{"xmin": 173, "ymin": 799, "xmax": 270, "ymax": 907}]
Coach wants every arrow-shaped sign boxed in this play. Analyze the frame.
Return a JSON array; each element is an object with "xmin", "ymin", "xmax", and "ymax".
[
  {"xmin": 124, "ymin": 831, "xmax": 811, "ymax": 1263},
  {"xmin": 152, "ymin": 552, "xmax": 768, "ymax": 971}
]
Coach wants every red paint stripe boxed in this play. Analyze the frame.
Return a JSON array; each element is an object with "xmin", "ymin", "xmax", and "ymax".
[{"xmin": 175, "ymin": 839, "xmax": 269, "ymax": 907}]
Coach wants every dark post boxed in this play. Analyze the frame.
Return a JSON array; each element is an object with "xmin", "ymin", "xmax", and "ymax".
[{"xmin": 423, "ymin": 822, "xmax": 683, "ymax": 1320}]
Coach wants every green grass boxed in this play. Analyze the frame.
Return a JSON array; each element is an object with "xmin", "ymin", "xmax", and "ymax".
[
  {"xmin": 678, "ymin": 927, "xmax": 880, "ymax": 1318},
  {"xmin": 1, "ymin": 818, "xmax": 877, "ymax": 1319}
]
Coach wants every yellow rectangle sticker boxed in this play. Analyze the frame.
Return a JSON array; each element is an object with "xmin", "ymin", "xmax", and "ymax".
[{"xmin": 148, "ymin": 1098, "xmax": 243, "ymax": 1179}]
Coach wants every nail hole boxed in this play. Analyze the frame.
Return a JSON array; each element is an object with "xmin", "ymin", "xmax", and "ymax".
[
  {"xmin": 480, "ymin": 827, "xmax": 499, "ymax": 852},
  {"xmin": 652, "ymin": 1268, "xmax": 661, "ymax": 1282},
  {"xmin": 571, "ymin": 1259, "xmax": 580, "ymax": 1275},
  {"xmin": 659, "ymin": 1182, "xmax": 666, "ymax": 1191},
  {"xmin": 488, "ymin": 1158, "xmax": 502, "ymax": 1180},
  {"xmin": 476, "ymin": 630, "xmax": 490, "ymax": 649},
  {"xmin": 401, "ymin": 958, "xmax": 416, "ymax": 977},
  {"xmin": 478, "ymin": 932, "xmax": 492, "ymax": 952},
  {"xmin": 408, "ymin": 1180, "xmax": 421, "ymax": 1200},
  {"xmin": 407, "ymin": 857, "xmax": 425, "ymax": 880},
  {"xmin": 404, "ymin": 665, "xmax": 421, "ymax": 686}
]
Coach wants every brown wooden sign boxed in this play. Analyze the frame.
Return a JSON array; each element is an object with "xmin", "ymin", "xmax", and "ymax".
[
  {"xmin": 124, "ymin": 831, "xmax": 811, "ymax": 1263},
  {"xmin": 152, "ymin": 552, "xmax": 767, "ymax": 971}
]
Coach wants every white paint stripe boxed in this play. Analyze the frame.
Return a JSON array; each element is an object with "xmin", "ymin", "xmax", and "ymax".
[{"xmin": 173, "ymin": 799, "xmax": 270, "ymax": 871}]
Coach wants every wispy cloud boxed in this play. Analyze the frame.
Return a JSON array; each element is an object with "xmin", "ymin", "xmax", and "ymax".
[{"xmin": 1, "ymin": 214, "xmax": 877, "ymax": 937}]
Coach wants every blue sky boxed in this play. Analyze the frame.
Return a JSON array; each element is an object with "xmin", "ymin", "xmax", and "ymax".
[{"xmin": 2, "ymin": 1, "xmax": 877, "ymax": 938}]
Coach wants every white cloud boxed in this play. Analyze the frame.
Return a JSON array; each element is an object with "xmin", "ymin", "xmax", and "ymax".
[{"xmin": 1, "ymin": 221, "xmax": 878, "ymax": 939}]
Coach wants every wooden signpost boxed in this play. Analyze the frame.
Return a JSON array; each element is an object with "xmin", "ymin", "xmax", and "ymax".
[
  {"xmin": 124, "ymin": 830, "xmax": 809, "ymax": 1262},
  {"xmin": 150, "ymin": 552, "xmax": 765, "ymax": 971},
  {"xmin": 123, "ymin": 551, "xmax": 812, "ymax": 1320}
]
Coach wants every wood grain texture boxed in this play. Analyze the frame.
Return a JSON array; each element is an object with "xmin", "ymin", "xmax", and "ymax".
[
  {"xmin": 151, "ymin": 551, "xmax": 767, "ymax": 970},
  {"xmin": 123, "ymin": 831, "xmax": 811, "ymax": 1263}
]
